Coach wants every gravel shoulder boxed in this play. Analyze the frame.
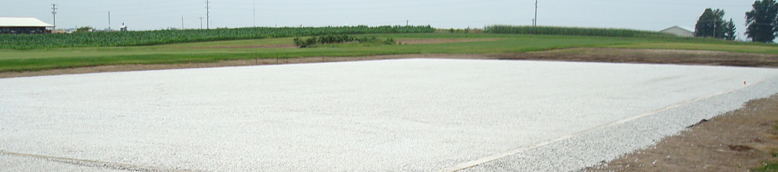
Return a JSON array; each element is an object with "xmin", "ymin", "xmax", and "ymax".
[
  {"xmin": 2, "ymin": 48, "xmax": 778, "ymax": 171},
  {"xmin": 587, "ymin": 94, "xmax": 778, "ymax": 171}
]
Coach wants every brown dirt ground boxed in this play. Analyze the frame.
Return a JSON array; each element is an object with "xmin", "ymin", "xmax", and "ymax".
[
  {"xmin": 0, "ymin": 54, "xmax": 490, "ymax": 79},
  {"xmin": 491, "ymin": 48, "xmax": 778, "ymax": 67},
  {"xmin": 586, "ymin": 94, "xmax": 778, "ymax": 172},
  {"xmin": 186, "ymin": 44, "xmax": 297, "ymax": 49},
  {"xmin": 4, "ymin": 48, "xmax": 777, "ymax": 79},
  {"xmin": 2, "ymin": 48, "xmax": 778, "ymax": 171}
]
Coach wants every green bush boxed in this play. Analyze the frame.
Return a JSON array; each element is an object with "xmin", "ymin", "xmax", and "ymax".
[{"xmin": 294, "ymin": 35, "xmax": 396, "ymax": 48}]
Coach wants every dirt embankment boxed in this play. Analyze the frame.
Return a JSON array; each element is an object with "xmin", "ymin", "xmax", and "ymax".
[
  {"xmin": 491, "ymin": 48, "xmax": 778, "ymax": 68},
  {"xmin": 186, "ymin": 44, "xmax": 297, "ymax": 49},
  {"xmin": 3, "ymin": 48, "xmax": 777, "ymax": 79},
  {"xmin": 0, "ymin": 54, "xmax": 490, "ymax": 78},
  {"xmin": 587, "ymin": 94, "xmax": 778, "ymax": 171}
]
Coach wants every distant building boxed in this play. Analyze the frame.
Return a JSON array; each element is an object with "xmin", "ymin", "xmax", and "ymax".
[
  {"xmin": 0, "ymin": 17, "xmax": 54, "ymax": 34},
  {"xmin": 660, "ymin": 26, "xmax": 694, "ymax": 37},
  {"xmin": 120, "ymin": 23, "xmax": 127, "ymax": 31}
]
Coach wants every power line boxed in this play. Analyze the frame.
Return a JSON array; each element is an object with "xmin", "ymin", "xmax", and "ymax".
[
  {"xmin": 584, "ymin": 0, "xmax": 749, "ymax": 7},
  {"xmin": 44, "ymin": 0, "xmax": 746, "ymax": 31},
  {"xmin": 227, "ymin": 0, "xmax": 511, "ymax": 12}
]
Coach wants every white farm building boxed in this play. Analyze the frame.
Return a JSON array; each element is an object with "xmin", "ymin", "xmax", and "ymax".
[
  {"xmin": 0, "ymin": 17, "xmax": 53, "ymax": 34},
  {"xmin": 660, "ymin": 26, "xmax": 694, "ymax": 37}
]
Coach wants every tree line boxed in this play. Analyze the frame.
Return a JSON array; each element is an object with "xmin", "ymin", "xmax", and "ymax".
[{"xmin": 699, "ymin": 0, "xmax": 778, "ymax": 43}]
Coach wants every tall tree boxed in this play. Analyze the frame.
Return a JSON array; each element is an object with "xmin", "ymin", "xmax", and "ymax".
[
  {"xmin": 695, "ymin": 8, "xmax": 727, "ymax": 38},
  {"xmin": 725, "ymin": 19, "xmax": 737, "ymax": 40},
  {"xmin": 746, "ymin": 0, "xmax": 778, "ymax": 43}
]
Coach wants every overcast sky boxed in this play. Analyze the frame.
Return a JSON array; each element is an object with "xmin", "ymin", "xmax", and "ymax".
[{"xmin": 2, "ymin": 0, "xmax": 752, "ymax": 38}]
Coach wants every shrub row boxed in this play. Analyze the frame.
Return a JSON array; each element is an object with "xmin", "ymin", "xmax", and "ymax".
[{"xmin": 293, "ymin": 35, "xmax": 396, "ymax": 48}]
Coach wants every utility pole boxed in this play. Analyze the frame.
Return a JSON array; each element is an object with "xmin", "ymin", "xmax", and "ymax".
[
  {"xmin": 182, "ymin": 17, "xmax": 185, "ymax": 29},
  {"xmin": 713, "ymin": 18, "xmax": 717, "ymax": 38},
  {"xmin": 200, "ymin": 17, "xmax": 203, "ymax": 29},
  {"xmin": 534, "ymin": 0, "xmax": 538, "ymax": 26},
  {"xmin": 253, "ymin": 0, "xmax": 256, "ymax": 27},
  {"xmin": 206, "ymin": 0, "xmax": 210, "ymax": 29},
  {"xmin": 108, "ymin": 11, "xmax": 111, "ymax": 31},
  {"xmin": 51, "ymin": 4, "xmax": 57, "ymax": 30}
]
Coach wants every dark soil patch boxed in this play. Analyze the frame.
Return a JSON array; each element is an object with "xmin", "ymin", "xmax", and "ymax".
[
  {"xmin": 178, "ymin": 44, "xmax": 296, "ymax": 49},
  {"xmin": 729, "ymin": 145, "xmax": 755, "ymax": 152}
]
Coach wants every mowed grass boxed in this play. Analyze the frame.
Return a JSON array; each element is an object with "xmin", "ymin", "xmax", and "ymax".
[{"xmin": 1, "ymin": 33, "xmax": 777, "ymax": 72}]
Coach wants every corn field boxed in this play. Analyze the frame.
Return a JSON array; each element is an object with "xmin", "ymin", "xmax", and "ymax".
[
  {"xmin": 1, "ymin": 25, "xmax": 433, "ymax": 50},
  {"xmin": 484, "ymin": 25, "xmax": 673, "ymax": 38}
]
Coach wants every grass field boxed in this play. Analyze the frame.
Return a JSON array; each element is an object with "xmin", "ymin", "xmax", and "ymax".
[{"xmin": 2, "ymin": 32, "xmax": 778, "ymax": 72}]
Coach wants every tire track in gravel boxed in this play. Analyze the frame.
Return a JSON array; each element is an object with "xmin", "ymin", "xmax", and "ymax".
[{"xmin": 0, "ymin": 150, "xmax": 201, "ymax": 172}]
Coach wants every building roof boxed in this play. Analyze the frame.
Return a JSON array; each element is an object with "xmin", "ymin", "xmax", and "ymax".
[
  {"xmin": 660, "ymin": 26, "xmax": 694, "ymax": 33},
  {"xmin": 0, "ymin": 17, "xmax": 54, "ymax": 27}
]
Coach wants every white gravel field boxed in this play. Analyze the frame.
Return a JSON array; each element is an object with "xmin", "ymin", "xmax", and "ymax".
[{"xmin": 1, "ymin": 59, "xmax": 778, "ymax": 172}]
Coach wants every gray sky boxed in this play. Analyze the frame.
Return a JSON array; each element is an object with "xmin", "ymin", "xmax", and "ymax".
[{"xmin": 3, "ymin": 0, "xmax": 752, "ymax": 38}]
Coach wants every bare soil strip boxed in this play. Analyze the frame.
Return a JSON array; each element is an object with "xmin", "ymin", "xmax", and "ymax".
[
  {"xmin": 491, "ymin": 48, "xmax": 778, "ymax": 67},
  {"xmin": 3, "ymin": 48, "xmax": 776, "ymax": 79},
  {"xmin": 179, "ymin": 44, "xmax": 296, "ymax": 49},
  {"xmin": 0, "ymin": 54, "xmax": 492, "ymax": 79}
]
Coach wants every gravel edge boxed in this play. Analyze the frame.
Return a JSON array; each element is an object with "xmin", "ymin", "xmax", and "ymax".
[{"xmin": 461, "ymin": 76, "xmax": 778, "ymax": 172}]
